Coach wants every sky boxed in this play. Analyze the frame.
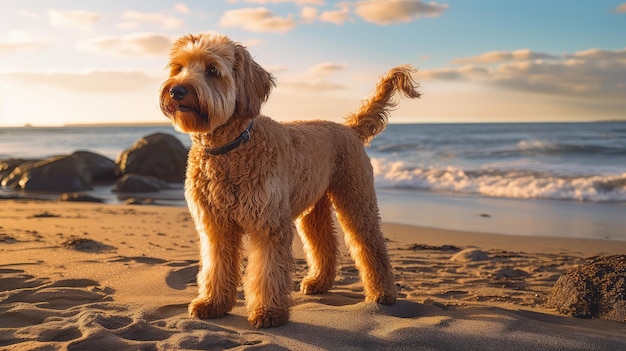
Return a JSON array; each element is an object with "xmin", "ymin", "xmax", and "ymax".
[{"xmin": 0, "ymin": 0, "xmax": 625, "ymax": 127}]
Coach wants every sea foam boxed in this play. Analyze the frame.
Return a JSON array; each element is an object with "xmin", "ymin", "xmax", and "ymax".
[{"xmin": 371, "ymin": 158, "xmax": 626, "ymax": 202}]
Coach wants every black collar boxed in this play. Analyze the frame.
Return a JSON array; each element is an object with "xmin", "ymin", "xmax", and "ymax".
[{"xmin": 204, "ymin": 120, "xmax": 254, "ymax": 155}]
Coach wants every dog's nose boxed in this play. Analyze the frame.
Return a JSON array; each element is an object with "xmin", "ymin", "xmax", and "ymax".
[{"xmin": 169, "ymin": 85, "xmax": 187, "ymax": 100}]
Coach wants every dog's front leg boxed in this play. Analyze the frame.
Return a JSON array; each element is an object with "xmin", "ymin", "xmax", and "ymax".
[
  {"xmin": 188, "ymin": 222, "xmax": 243, "ymax": 320},
  {"xmin": 244, "ymin": 223, "xmax": 295, "ymax": 328}
]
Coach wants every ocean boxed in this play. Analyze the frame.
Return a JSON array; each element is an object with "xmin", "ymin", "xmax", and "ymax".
[{"xmin": 2, "ymin": 122, "xmax": 626, "ymax": 241}]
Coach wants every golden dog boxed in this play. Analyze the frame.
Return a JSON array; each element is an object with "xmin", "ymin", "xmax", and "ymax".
[{"xmin": 159, "ymin": 32, "xmax": 420, "ymax": 328}]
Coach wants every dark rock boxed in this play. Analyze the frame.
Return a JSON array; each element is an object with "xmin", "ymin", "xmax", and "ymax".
[
  {"xmin": 113, "ymin": 174, "xmax": 169, "ymax": 193},
  {"xmin": 4, "ymin": 155, "xmax": 92, "ymax": 192},
  {"xmin": 1, "ymin": 159, "xmax": 39, "ymax": 188},
  {"xmin": 546, "ymin": 255, "xmax": 626, "ymax": 322},
  {"xmin": 58, "ymin": 193, "xmax": 105, "ymax": 203},
  {"xmin": 1, "ymin": 159, "xmax": 38, "ymax": 181},
  {"xmin": 72, "ymin": 151, "xmax": 118, "ymax": 182},
  {"xmin": 116, "ymin": 133, "xmax": 187, "ymax": 183},
  {"xmin": 124, "ymin": 197, "xmax": 155, "ymax": 205}
]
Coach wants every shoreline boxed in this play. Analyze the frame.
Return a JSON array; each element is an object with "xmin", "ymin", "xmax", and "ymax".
[
  {"xmin": 377, "ymin": 189, "xmax": 626, "ymax": 242},
  {"xmin": 3, "ymin": 185, "xmax": 626, "ymax": 242},
  {"xmin": 1, "ymin": 199, "xmax": 625, "ymax": 350}
]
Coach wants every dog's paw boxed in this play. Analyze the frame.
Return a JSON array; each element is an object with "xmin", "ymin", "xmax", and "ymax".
[
  {"xmin": 373, "ymin": 292, "xmax": 397, "ymax": 305},
  {"xmin": 248, "ymin": 307, "xmax": 290, "ymax": 328},
  {"xmin": 366, "ymin": 290, "xmax": 397, "ymax": 305},
  {"xmin": 300, "ymin": 276, "xmax": 332, "ymax": 295},
  {"xmin": 188, "ymin": 297, "xmax": 232, "ymax": 319}
]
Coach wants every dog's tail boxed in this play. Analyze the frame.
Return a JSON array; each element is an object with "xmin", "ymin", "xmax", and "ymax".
[{"xmin": 345, "ymin": 65, "xmax": 421, "ymax": 145}]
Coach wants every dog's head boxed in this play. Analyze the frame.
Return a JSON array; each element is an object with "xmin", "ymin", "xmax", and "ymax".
[{"xmin": 159, "ymin": 33, "xmax": 274, "ymax": 134}]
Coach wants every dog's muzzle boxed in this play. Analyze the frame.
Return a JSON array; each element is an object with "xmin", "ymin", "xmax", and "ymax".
[
  {"xmin": 170, "ymin": 85, "xmax": 187, "ymax": 101},
  {"xmin": 167, "ymin": 85, "xmax": 198, "ymax": 115}
]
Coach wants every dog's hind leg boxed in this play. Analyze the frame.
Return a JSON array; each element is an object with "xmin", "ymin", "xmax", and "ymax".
[
  {"xmin": 329, "ymin": 167, "xmax": 397, "ymax": 305},
  {"xmin": 297, "ymin": 194, "xmax": 338, "ymax": 295},
  {"xmin": 188, "ymin": 223, "xmax": 243, "ymax": 319},
  {"xmin": 244, "ymin": 222, "xmax": 295, "ymax": 328}
]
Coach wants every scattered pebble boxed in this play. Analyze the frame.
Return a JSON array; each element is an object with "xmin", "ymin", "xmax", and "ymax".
[
  {"xmin": 450, "ymin": 248, "xmax": 489, "ymax": 262},
  {"xmin": 31, "ymin": 212, "xmax": 60, "ymax": 218},
  {"xmin": 58, "ymin": 193, "xmax": 105, "ymax": 203},
  {"xmin": 124, "ymin": 198, "xmax": 155, "ymax": 205},
  {"xmin": 407, "ymin": 243, "xmax": 461, "ymax": 251},
  {"xmin": 0, "ymin": 234, "xmax": 17, "ymax": 243},
  {"xmin": 62, "ymin": 238, "xmax": 115, "ymax": 253}
]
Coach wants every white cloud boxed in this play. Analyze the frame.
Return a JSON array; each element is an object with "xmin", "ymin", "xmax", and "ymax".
[
  {"xmin": 78, "ymin": 33, "xmax": 172, "ymax": 57},
  {"xmin": 571, "ymin": 48, "xmax": 626, "ymax": 60},
  {"xmin": 118, "ymin": 11, "xmax": 184, "ymax": 30},
  {"xmin": 300, "ymin": 6, "xmax": 318, "ymax": 23},
  {"xmin": 451, "ymin": 49, "xmax": 559, "ymax": 65},
  {"xmin": 279, "ymin": 80, "xmax": 347, "ymax": 91},
  {"xmin": 220, "ymin": 7, "xmax": 296, "ymax": 33},
  {"xmin": 319, "ymin": 8, "xmax": 350, "ymax": 25},
  {"xmin": 175, "ymin": 3, "xmax": 190, "ymax": 14},
  {"xmin": 274, "ymin": 62, "xmax": 348, "ymax": 93},
  {"xmin": 353, "ymin": 0, "xmax": 448, "ymax": 25},
  {"xmin": 308, "ymin": 62, "xmax": 346, "ymax": 76},
  {"xmin": 0, "ymin": 31, "xmax": 51, "ymax": 54},
  {"xmin": 421, "ymin": 47, "xmax": 626, "ymax": 98},
  {"xmin": 1, "ymin": 70, "xmax": 159, "ymax": 93},
  {"xmin": 299, "ymin": 4, "xmax": 350, "ymax": 25},
  {"xmin": 48, "ymin": 9, "xmax": 101, "ymax": 31},
  {"xmin": 228, "ymin": 0, "xmax": 325, "ymax": 5}
]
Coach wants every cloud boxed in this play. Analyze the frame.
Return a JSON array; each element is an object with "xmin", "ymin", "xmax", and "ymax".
[
  {"xmin": 275, "ymin": 62, "xmax": 348, "ymax": 93},
  {"xmin": 353, "ymin": 0, "xmax": 448, "ymax": 25},
  {"xmin": 279, "ymin": 80, "xmax": 347, "ymax": 91},
  {"xmin": 451, "ymin": 49, "xmax": 559, "ymax": 65},
  {"xmin": 614, "ymin": 3, "xmax": 626, "ymax": 13},
  {"xmin": 0, "ymin": 31, "xmax": 51, "ymax": 54},
  {"xmin": 220, "ymin": 7, "xmax": 296, "ymax": 33},
  {"xmin": 419, "ymin": 65, "xmax": 489, "ymax": 80},
  {"xmin": 174, "ymin": 3, "xmax": 190, "ymax": 14},
  {"xmin": 117, "ymin": 10, "xmax": 184, "ymax": 30},
  {"xmin": 78, "ymin": 33, "xmax": 173, "ymax": 57},
  {"xmin": 571, "ymin": 48, "xmax": 626, "ymax": 60},
  {"xmin": 228, "ymin": 0, "xmax": 325, "ymax": 5},
  {"xmin": 308, "ymin": 62, "xmax": 346, "ymax": 76},
  {"xmin": 0, "ymin": 41, "xmax": 47, "ymax": 54},
  {"xmin": 1, "ymin": 70, "xmax": 159, "ymax": 93},
  {"xmin": 300, "ymin": 6, "xmax": 318, "ymax": 23},
  {"xmin": 319, "ymin": 8, "xmax": 350, "ymax": 25},
  {"xmin": 421, "ymin": 47, "xmax": 626, "ymax": 98},
  {"xmin": 48, "ymin": 9, "xmax": 101, "ymax": 31},
  {"xmin": 300, "ymin": 4, "xmax": 350, "ymax": 25}
]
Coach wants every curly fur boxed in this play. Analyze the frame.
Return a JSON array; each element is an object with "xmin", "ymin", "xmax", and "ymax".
[{"xmin": 159, "ymin": 32, "xmax": 420, "ymax": 328}]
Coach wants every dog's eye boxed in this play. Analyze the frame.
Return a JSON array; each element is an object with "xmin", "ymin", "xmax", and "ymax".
[{"xmin": 206, "ymin": 65, "xmax": 219, "ymax": 77}]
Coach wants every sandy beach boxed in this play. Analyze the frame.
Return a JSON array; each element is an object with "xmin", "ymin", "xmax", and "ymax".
[{"xmin": 1, "ymin": 199, "xmax": 625, "ymax": 350}]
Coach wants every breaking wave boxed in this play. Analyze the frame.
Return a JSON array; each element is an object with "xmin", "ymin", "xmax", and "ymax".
[{"xmin": 371, "ymin": 158, "xmax": 626, "ymax": 203}]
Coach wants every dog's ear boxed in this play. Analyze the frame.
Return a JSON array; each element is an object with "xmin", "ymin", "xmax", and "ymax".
[{"xmin": 233, "ymin": 44, "xmax": 275, "ymax": 117}]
